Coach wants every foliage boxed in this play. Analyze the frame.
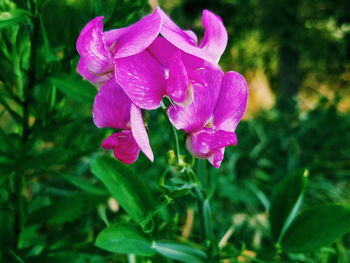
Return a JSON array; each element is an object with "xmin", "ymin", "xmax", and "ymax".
[{"xmin": 1, "ymin": 0, "xmax": 350, "ymax": 262}]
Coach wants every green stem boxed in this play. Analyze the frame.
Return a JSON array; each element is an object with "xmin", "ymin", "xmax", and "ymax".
[{"xmin": 160, "ymin": 106, "xmax": 181, "ymax": 164}]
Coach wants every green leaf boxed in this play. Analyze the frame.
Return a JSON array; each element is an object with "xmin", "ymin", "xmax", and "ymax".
[
  {"xmin": 58, "ymin": 173, "xmax": 108, "ymax": 196},
  {"xmin": 0, "ymin": 9, "xmax": 31, "ymax": 29},
  {"xmin": 269, "ymin": 169, "xmax": 308, "ymax": 241},
  {"xmin": 281, "ymin": 204, "xmax": 350, "ymax": 253},
  {"xmin": 28, "ymin": 194, "xmax": 106, "ymax": 225},
  {"xmin": 153, "ymin": 241, "xmax": 207, "ymax": 263},
  {"xmin": 48, "ymin": 74, "xmax": 96, "ymax": 103},
  {"xmin": 91, "ymin": 156, "xmax": 157, "ymax": 230},
  {"xmin": 95, "ymin": 223, "xmax": 155, "ymax": 256}
]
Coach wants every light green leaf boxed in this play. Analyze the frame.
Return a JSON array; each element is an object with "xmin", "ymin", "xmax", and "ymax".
[
  {"xmin": 269, "ymin": 169, "xmax": 308, "ymax": 241},
  {"xmin": 49, "ymin": 74, "xmax": 96, "ymax": 103},
  {"xmin": 281, "ymin": 204, "xmax": 350, "ymax": 253},
  {"xmin": 153, "ymin": 241, "xmax": 207, "ymax": 263},
  {"xmin": 91, "ymin": 156, "xmax": 157, "ymax": 230},
  {"xmin": 0, "ymin": 9, "xmax": 31, "ymax": 29},
  {"xmin": 95, "ymin": 223, "xmax": 155, "ymax": 256}
]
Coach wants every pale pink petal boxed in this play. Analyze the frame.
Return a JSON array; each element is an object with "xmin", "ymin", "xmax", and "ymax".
[
  {"xmin": 166, "ymin": 51, "xmax": 192, "ymax": 105},
  {"xmin": 207, "ymin": 148, "xmax": 225, "ymax": 168},
  {"xmin": 130, "ymin": 104, "xmax": 154, "ymax": 162},
  {"xmin": 77, "ymin": 59, "xmax": 112, "ymax": 86},
  {"xmin": 184, "ymin": 30, "xmax": 198, "ymax": 44},
  {"xmin": 101, "ymin": 131, "xmax": 140, "ymax": 164},
  {"xmin": 199, "ymin": 10, "xmax": 228, "ymax": 64},
  {"xmin": 76, "ymin": 17, "xmax": 112, "ymax": 75},
  {"xmin": 105, "ymin": 9, "xmax": 161, "ymax": 59},
  {"xmin": 92, "ymin": 78, "xmax": 131, "ymax": 129},
  {"xmin": 168, "ymin": 69, "xmax": 223, "ymax": 132},
  {"xmin": 213, "ymin": 71, "xmax": 248, "ymax": 132},
  {"xmin": 115, "ymin": 51, "xmax": 166, "ymax": 110}
]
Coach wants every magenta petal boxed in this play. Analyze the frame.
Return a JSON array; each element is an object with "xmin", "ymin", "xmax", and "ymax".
[
  {"xmin": 76, "ymin": 17, "xmax": 112, "ymax": 75},
  {"xmin": 105, "ymin": 9, "xmax": 161, "ymax": 59},
  {"xmin": 166, "ymin": 51, "xmax": 192, "ymax": 105},
  {"xmin": 130, "ymin": 104, "xmax": 154, "ymax": 162},
  {"xmin": 158, "ymin": 8, "xmax": 224, "ymax": 65},
  {"xmin": 101, "ymin": 131, "xmax": 140, "ymax": 164},
  {"xmin": 198, "ymin": 10, "xmax": 228, "ymax": 64},
  {"xmin": 213, "ymin": 71, "xmax": 249, "ymax": 132},
  {"xmin": 168, "ymin": 69, "xmax": 223, "ymax": 132},
  {"xmin": 92, "ymin": 78, "xmax": 131, "ymax": 129},
  {"xmin": 187, "ymin": 128, "xmax": 237, "ymax": 157},
  {"xmin": 115, "ymin": 51, "xmax": 166, "ymax": 110},
  {"xmin": 186, "ymin": 128, "xmax": 237, "ymax": 167}
]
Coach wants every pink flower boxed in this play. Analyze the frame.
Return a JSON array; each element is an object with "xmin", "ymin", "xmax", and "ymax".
[
  {"xmin": 76, "ymin": 7, "xmax": 247, "ymax": 167},
  {"xmin": 92, "ymin": 78, "xmax": 153, "ymax": 164},
  {"xmin": 168, "ymin": 69, "xmax": 248, "ymax": 168},
  {"xmin": 76, "ymin": 7, "xmax": 228, "ymax": 108}
]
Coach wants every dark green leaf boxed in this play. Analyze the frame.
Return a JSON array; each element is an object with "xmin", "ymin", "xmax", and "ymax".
[
  {"xmin": 28, "ymin": 194, "xmax": 105, "ymax": 225},
  {"xmin": 153, "ymin": 241, "xmax": 207, "ymax": 263},
  {"xmin": 281, "ymin": 204, "xmax": 350, "ymax": 253},
  {"xmin": 49, "ymin": 74, "xmax": 96, "ymax": 103},
  {"xmin": 95, "ymin": 223, "xmax": 155, "ymax": 256},
  {"xmin": 0, "ymin": 9, "xmax": 31, "ymax": 29},
  {"xmin": 59, "ymin": 173, "xmax": 108, "ymax": 196},
  {"xmin": 269, "ymin": 169, "xmax": 308, "ymax": 241},
  {"xmin": 91, "ymin": 156, "xmax": 157, "ymax": 230}
]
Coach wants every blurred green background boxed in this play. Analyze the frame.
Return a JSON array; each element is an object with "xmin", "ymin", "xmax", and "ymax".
[{"xmin": 0, "ymin": 0, "xmax": 349, "ymax": 262}]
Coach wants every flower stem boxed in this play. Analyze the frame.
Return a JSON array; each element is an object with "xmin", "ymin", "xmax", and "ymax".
[{"xmin": 160, "ymin": 105, "xmax": 181, "ymax": 165}]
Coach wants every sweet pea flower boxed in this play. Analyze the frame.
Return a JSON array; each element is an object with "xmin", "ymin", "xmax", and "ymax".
[
  {"xmin": 168, "ymin": 69, "xmax": 248, "ymax": 168},
  {"xmin": 92, "ymin": 78, "xmax": 153, "ymax": 164},
  {"xmin": 76, "ymin": 7, "xmax": 228, "ymax": 109}
]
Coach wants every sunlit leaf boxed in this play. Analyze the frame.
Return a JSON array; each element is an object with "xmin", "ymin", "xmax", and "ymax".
[
  {"xmin": 153, "ymin": 241, "xmax": 207, "ymax": 263},
  {"xmin": 0, "ymin": 9, "xmax": 31, "ymax": 29}
]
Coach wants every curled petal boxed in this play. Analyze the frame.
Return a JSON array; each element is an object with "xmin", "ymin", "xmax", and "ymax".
[
  {"xmin": 186, "ymin": 128, "xmax": 237, "ymax": 168},
  {"xmin": 158, "ymin": 8, "xmax": 226, "ymax": 65},
  {"xmin": 92, "ymin": 78, "xmax": 131, "ymax": 129},
  {"xmin": 199, "ymin": 10, "xmax": 228, "ymax": 64},
  {"xmin": 130, "ymin": 104, "xmax": 154, "ymax": 162},
  {"xmin": 213, "ymin": 71, "xmax": 249, "ymax": 132},
  {"xmin": 105, "ymin": 8, "xmax": 162, "ymax": 58},
  {"xmin": 77, "ymin": 59, "xmax": 112, "ymax": 86},
  {"xmin": 168, "ymin": 69, "xmax": 223, "ymax": 132},
  {"xmin": 101, "ymin": 131, "xmax": 140, "ymax": 164},
  {"xmin": 76, "ymin": 17, "xmax": 112, "ymax": 75},
  {"xmin": 115, "ymin": 51, "xmax": 166, "ymax": 110}
]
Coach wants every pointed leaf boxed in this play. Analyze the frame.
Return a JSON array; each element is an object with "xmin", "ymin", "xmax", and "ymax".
[
  {"xmin": 281, "ymin": 204, "xmax": 350, "ymax": 253},
  {"xmin": 153, "ymin": 241, "xmax": 207, "ymax": 263},
  {"xmin": 91, "ymin": 156, "xmax": 156, "ymax": 229},
  {"xmin": 269, "ymin": 169, "xmax": 308, "ymax": 241}
]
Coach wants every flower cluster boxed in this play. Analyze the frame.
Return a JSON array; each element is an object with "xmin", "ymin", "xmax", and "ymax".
[{"xmin": 76, "ymin": 7, "xmax": 248, "ymax": 168}]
